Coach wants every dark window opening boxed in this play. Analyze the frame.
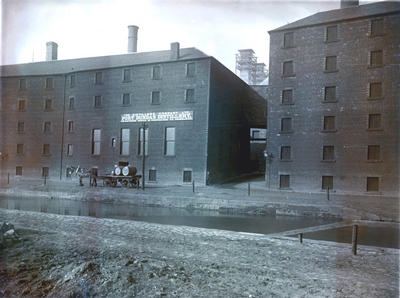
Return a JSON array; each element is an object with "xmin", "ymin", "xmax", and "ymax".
[
  {"xmin": 324, "ymin": 86, "xmax": 336, "ymax": 102},
  {"xmin": 95, "ymin": 72, "xmax": 103, "ymax": 84},
  {"xmin": 94, "ymin": 96, "xmax": 102, "ymax": 108},
  {"xmin": 44, "ymin": 99, "xmax": 52, "ymax": 111},
  {"xmin": 44, "ymin": 121, "xmax": 51, "ymax": 133},
  {"xmin": 42, "ymin": 167, "xmax": 49, "ymax": 177},
  {"xmin": 280, "ymin": 175, "xmax": 290, "ymax": 189},
  {"xmin": 43, "ymin": 144, "xmax": 50, "ymax": 155},
  {"xmin": 70, "ymin": 74, "xmax": 76, "ymax": 88},
  {"xmin": 69, "ymin": 97, "xmax": 75, "ymax": 110},
  {"xmin": 16, "ymin": 166, "xmax": 22, "ymax": 176},
  {"xmin": 370, "ymin": 50, "xmax": 383, "ymax": 67},
  {"xmin": 185, "ymin": 89, "xmax": 195, "ymax": 103},
  {"xmin": 283, "ymin": 61, "xmax": 294, "ymax": 76},
  {"xmin": 283, "ymin": 32, "xmax": 294, "ymax": 48},
  {"xmin": 325, "ymin": 56, "xmax": 337, "ymax": 72},
  {"xmin": 323, "ymin": 146, "xmax": 335, "ymax": 161},
  {"xmin": 149, "ymin": 169, "xmax": 157, "ymax": 182},
  {"xmin": 17, "ymin": 122, "xmax": 24, "ymax": 133},
  {"xmin": 151, "ymin": 91, "xmax": 161, "ymax": 105},
  {"xmin": 326, "ymin": 25, "xmax": 338, "ymax": 42},
  {"xmin": 282, "ymin": 89, "xmax": 293, "ymax": 104},
  {"xmin": 123, "ymin": 69, "xmax": 131, "ymax": 82},
  {"xmin": 45, "ymin": 78, "xmax": 53, "ymax": 89},
  {"xmin": 322, "ymin": 176, "xmax": 333, "ymax": 190},
  {"xmin": 371, "ymin": 19, "xmax": 384, "ymax": 36},
  {"xmin": 186, "ymin": 63, "xmax": 195, "ymax": 77},
  {"xmin": 368, "ymin": 114, "xmax": 381, "ymax": 129},
  {"xmin": 152, "ymin": 66, "xmax": 161, "ymax": 80},
  {"xmin": 367, "ymin": 145, "xmax": 380, "ymax": 161},
  {"xmin": 18, "ymin": 100, "xmax": 26, "ymax": 111},
  {"xmin": 16, "ymin": 144, "xmax": 24, "ymax": 155},
  {"xmin": 122, "ymin": 93, "xmax": 131, "ymax": 106},
  {"xmin": 183, "ymin": 170, "xmax": 192, "ymax": 183},
  {"xmin": 367, "ymin": 177, "xmax": 379, "ymax": 192},
  {"xmin": 280, "ymin": 146, "xmax": 291, "ymax": 161},
  {"xmin": 369, "ymin": 82, "xmax": 382, "ymax": 98},
  {"xmin": 281, "ymin": 118, "xmax": 292, "ymax": 132},
  {"xmin": 323, "ymin": 116, "xmax": 335, "ymax": 131}
]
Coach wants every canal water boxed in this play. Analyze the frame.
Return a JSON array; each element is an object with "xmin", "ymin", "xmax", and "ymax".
[{"xmin": 0, "ymin": 196, "xmax": 398, "ymax": 248}]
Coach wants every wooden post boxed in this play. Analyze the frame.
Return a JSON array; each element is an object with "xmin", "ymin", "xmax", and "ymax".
[
  {"xmin": 299, "ymin": 233, "xmax": 303, "ymax": 243},
  {"xmin": 192, "ymin": 180, "xmax": 195, "ymax": 193},
  {"xmin": 327, "ymin": 187, "xmax": 330, "ymax": 200},
  {"xmin": 44, "ymin": 175, "xmax": 47, "ymax": 185},
  {"xmin": 248, "ymin": 183, "xmax": 250, "ymax": 196},
  {"xmin": 352, "ymin": 225, "xmax": 358, "ymax": 255}
]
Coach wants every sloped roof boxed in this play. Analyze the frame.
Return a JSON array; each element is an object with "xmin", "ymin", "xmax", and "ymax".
[
  {"xmin": 0, "ymin": 47, "xmax": 209, "ymax": 77},
  {"xmin": 270, "ymin": 1, "xmax": 400, "ymax": 33}
]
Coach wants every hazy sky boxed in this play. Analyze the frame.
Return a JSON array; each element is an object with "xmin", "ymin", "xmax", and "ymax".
[{"xmin": 1, "ymin": 0, "xmax": 380, "ymax": 72}]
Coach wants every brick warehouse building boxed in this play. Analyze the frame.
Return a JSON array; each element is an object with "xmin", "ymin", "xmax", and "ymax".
[
  {"xmin": 0, "ymin": 31, "xmax": 266, "ymax": 186},
  {"xmin": 266, "ymin": 1, "xmax": 399, "ymax": 196}
]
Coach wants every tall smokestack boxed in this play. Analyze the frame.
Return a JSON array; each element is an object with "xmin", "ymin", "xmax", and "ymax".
[
  {"xmin": 340, "ymin": 0, "xmax": 359, "ymax": 9},
  {"xmin": 46, "ymin": 41, "xmax": 58, "ymax": 61},
  {"xmin": 128, "ymin": 25, "xmax": 139, "ymax": 53},
  {"xmin": 170, "ymin": 42, "xmax": 180, "ymax": 60}
]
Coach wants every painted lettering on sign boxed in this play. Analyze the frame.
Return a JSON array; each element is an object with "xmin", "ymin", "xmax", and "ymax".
[{"xmin": 121, "ymin": 111, "xmax": 193, "ymax": 123}]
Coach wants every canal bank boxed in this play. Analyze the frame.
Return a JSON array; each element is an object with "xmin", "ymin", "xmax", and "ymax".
[
  {"xmin": 0, "ymin": 178, "xmax": 398, "ymax": 222},
  {"xmin": 0, "ymin": 208, "xmax": 398, "ymax": 297}
]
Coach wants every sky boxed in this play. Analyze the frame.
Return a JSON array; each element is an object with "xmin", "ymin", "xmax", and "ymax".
[{"xmin": 0, "ymin": 0, "xmax": 382, "ymax": 72}]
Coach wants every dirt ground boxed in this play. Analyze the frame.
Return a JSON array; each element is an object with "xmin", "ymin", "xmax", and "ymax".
[{"xmin": 0, "ymin": 208, "xmax": 399, "ymax": 297}]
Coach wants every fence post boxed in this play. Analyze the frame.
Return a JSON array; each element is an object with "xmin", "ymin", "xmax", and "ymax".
[
  {"xmin": 299, "ymin": 233, "xmax": 303, "ymax": 243},
  {"xmin": 327, "ymin": 187, "xmax": 330, "ymax": 200},
  {"xmin": 248, "ymin": 183, "xmax": 250, "ymax": 197},
  {"xmin": 352, "ymin": 225, "xmax": 358, "ymax": 255},
  {"xmin": 192, "ymin": 180, "xmax": 195, "ymax": 193}
]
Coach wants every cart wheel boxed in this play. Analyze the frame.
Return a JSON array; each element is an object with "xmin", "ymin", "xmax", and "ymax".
[
  {"xmin": 111, "ymin": 180, "xmax": 117, "ymax": 187},
  {"xmin": 122, "ymin": 179, "xmax": 128, "ymax": 187}
]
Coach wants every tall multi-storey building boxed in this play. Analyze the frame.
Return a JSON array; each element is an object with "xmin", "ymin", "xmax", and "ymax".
[
  {"xmin": 266, "ymin": 1, "xmax": 400, "ymax": 196},
  {"xmin": 0, "ymin": 28, "xmax": 266, "ymax": 186}
]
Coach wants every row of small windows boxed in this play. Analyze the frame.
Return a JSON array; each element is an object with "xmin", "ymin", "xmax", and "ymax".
[
  {"xmin": 17, "ymin": 63, "xmax": 196, "ymax": 90},
  {"xmin": 16, "ymin": 89, "xmax": 196, "ymax": 112},
  {"xmin": 14, "ymin": 166, "xmax": 193, "ymax": 183},
  {"xmin": 15, "ymin": 167, "xmax": 49, "ymax": 177},
  {"xmin": 90, "ymin": 127, "xmax": 176, "ymax": 156},
  {"xmin": 279, "ymin": 113, "xmax": 383, "ymax": 133},
  {"xmin": 281, "ymin": 82, "xmax": 383, "ymax": 105},
  {"xmin": 16, "ymin": 120, "xmax": 74, "ymax": 134},
  {"xmin": 15, "ymin": 127, "xmax": 176, "ymax": 157},
  {"xmin": 16, "ymin": 144, "xmax": 51, "ymax": 156},
  {"xmin": 279, "ymin": 175, "xmax": 381, "ymax": 192},
  {"xmin": 282, "ymin": 50, "xmax": 383, "ymax": 76},
  {"xmin": 279, "ymin": 145, "xmax": 382, "ymax": 161},
  {"xmin": 282, "ymin": 18, "xmax": 384, "ymax": 48}
]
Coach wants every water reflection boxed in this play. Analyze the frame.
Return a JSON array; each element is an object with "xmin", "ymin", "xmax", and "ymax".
[{"xmin": 0, "ymin": 196, "xmax": 398, "ymax": 248}]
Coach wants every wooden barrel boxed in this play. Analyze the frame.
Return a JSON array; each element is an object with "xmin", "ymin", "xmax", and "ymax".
[
  {"xmin": 114, "ymin": 166, "xmax": 122, "ymax": 176},
  {"xmin": 122, "ymin": 166, "xmax": 137, "ymax": 177}
]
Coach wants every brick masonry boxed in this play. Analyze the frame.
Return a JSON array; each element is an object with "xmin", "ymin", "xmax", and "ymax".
[{"xmin": 266, "ymin": 7, "xmax": 400, "ymax": 196}]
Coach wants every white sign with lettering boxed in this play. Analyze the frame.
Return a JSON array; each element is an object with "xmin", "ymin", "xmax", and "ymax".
[{"xmin": 121, "ymin": 111, "xmax": 194, "ymax": 123}]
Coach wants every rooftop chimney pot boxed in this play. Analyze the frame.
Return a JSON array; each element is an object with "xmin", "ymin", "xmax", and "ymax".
[
  {"xmin": 170, "ymin": 42, "xmax": 180, "ymax": 60},
  {"xmin": 128, "ymin": 25, "xmax": 139, "ymax": 53},
  {"xmin": 46, "ymin": 41, "xmax": 58, "ymax": 61},
  {"xmin": 340, "ymin": 0, "xmax": 359, "ymax": 9}
]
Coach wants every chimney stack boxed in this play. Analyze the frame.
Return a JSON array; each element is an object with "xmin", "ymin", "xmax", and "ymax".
[
  {"xmin": 340, "ymin": 0, "xmax": 359, "ymax": 9},
  {"xmin": 46, "ymin": 41, "xmax": 58, "ymax": 61},
  {"xmin": 128, "ymin": 25, "xmax": 139, "ymax": 53},
  {"xmin": 170, "ymin": 42, "xmax": 180, "ymax": 60}
]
